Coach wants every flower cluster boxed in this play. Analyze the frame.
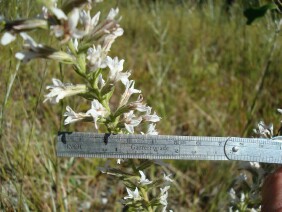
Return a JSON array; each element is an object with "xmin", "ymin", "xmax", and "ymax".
[
  {"xmin": 101, "ymin": 163, "xmax": 174, "ymax": 211},
  {"xmin": 1, "ymin": 0, "xmax": 168, "ymax": 210},
  {"xmin": 1, "ymin": 0, "xmax": 160, "ymax": 135},
  {"xmin": 124, "ymin": 172, "xmax": 173, "ymax": 211}
]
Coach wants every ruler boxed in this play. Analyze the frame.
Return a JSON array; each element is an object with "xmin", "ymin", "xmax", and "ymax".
[{"xmin": 57, "ymin": 132, "xmax": 282, "ymax": 164}]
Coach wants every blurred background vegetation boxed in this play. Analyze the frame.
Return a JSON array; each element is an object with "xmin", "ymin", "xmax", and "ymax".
[{"xmin": 0, "ymin": 0, "xmax": 281, "ymax": 211}]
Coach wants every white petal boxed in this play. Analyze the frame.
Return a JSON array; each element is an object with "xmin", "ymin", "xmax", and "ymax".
[
  {"xmin": 119, "ymin": 72, "xmax": 131, "ymax": 85},
  {"xmin": 1, "ymin": 32, "xmax": 16, "ymax": 45},
  {"xmin": 132, "ymin": 187, "xmax": 140, "ymax": 199},
  {"xmin": 15, "ymin": 52, "xmax": 25, "ymax": 60},
  {"xmin": 51, "ymin": 7, "xmax": 67, "ymax": 20},
  {"xmin": 163, "ymin": 174, "xmax": 174, "ymax": 182},
  {"xmin": 125, "ymin": 123, "xmax": 134, "ymax": 134},
  {"xmin": 73, "ymin": 39, "xmax": 78, "ymax": 51},
  {"xmin": 19, "ymin": 32, "xmax": 38, "ymax": 49},
  {"xmin": 91, "ymin": 11, "xmax": 100, "ymax": 27},
  {"xmin": 113, "ymin": 27, "xmax": 124, "ymax": 36},
  {"xmin": 68, "ymin": 8, "xmax": 80, "ymax": 30},
  {"xmin": 124, "ymin": 187, "xmax": 133, "ymax": 199},
  {"xmin": 139, "ymin": 170, "xmax": 152, "ymax": 185},
  {"xmin": 107, "ymin": 8, "xmax": 119, "ymax": 20},
  {"xmin": 52, "ymin": 78, "xmax": 64, "ymax": 86}
]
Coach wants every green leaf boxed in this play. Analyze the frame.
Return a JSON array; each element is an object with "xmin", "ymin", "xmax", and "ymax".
[{"xmin": 244, "ymin": 3, "xmax": 278, "ymax": 25}]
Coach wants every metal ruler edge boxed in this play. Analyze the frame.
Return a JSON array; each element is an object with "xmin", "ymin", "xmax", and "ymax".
[{"xmin": 56, "ymin": 132, "xmax": 282, "ymax": 164}]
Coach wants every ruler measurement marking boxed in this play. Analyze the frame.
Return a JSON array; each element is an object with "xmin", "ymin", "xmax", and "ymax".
[{"xmin": 57, "ymin": 132, "xmax": 282, "ymax": 164}]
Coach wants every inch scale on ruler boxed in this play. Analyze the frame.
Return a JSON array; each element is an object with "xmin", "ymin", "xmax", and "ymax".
[{"xmin": 57, "ymin": 132, "xmax": 282, "ymax": 164}]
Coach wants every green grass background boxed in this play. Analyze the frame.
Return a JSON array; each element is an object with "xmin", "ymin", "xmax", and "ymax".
[{"xmin": 0, "ymin": 0, "xmax": 281, "ymax": 211}]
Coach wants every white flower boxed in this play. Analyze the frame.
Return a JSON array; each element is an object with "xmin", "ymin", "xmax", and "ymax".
[
  {"xmin": 50, "ymin": 8, "xmax": 86, "ymax": 41},
  {"xmin": 89, "ymin": 11, "xmax": 101, "ymax": 30},
  {"xmin": 123, "ymin": 111, "xmax": 142, "ymax": 134},
  {"xmin": 124, "ymin": 187, "xmax": 141, "ymax": 201},
  {"xmin": 163, "ymin": 174, "xmax": 174, "ymax": 182},
  {"xmin": 160, "ymin": 193, "xmax": 168, "ymax": 206},
  {"xmin": 97, "ymin": 74, "xmax": 105, "ymax": 89},
  {"xmin": 102, "ymin": 28, "xmax": 124, "ymax": 51},
  {"xmin": 253, "ymin": 121, "xmax": 273, "ymax": 138},
  {"xmin": 229, "ymin": 188, "xmax": 237, "ymax": 202},
  {"xmin": 107, "ymin": 56, "xmax": 123, "ymax": 76},
  {"xmin": 146, "ymin": 124, "xmax": 158, "ymax": 135},
  {"xmin": 107, "ymin": 8, "xmax": 119, "ymax": 20},
  {"xmin": 142, "ymin": 107, "xmax": 161, "ymax": 123},
  {"xmin": 160, "ymin": 186, "xmax": 171, "ymax": 211},
  {"xmin": 106, "ymin": 56, "xmax": 130, "ymax": 84},
  {"xmin": 85, "ymin": 8, "xmax": 123, "ymax": 52},
  {"xmin": 160, "ymin": 186, "xmax": 170, "ymax": 195},
  {"xmin": 80, "ymin": 10, "xmax": 100, "ymax": 34},
  {"xmin": 87, "ymin": 45, "xmax": 107, "ymax": 71},
  {"xmin": 138, "ymin": 170, "xmax": 152, "ymax": 185},
  {"xmin": 44, "ymin": 78, "xmax": 87, "ymax": 104},
  {"xmin": 15, "ymin": 33, "xmax": 74, "ymax": 63},
  {"xmin": 127, "ymin": 95, "xmax": 147, "ymax": 112},
  {"xmin": 240, "ymin": 192, "xmax": 245, "ymax": 202},
  {"xmin": 119, "ymin": 81, "xmax": 141, "ymax": 107},
  {"xmin": 64, "ymin": 106, "xmax": 91, "ymax": 125},
  {"xmin": 278, "ymin": 108, "xmax": 282, "ymax": 114},
  {"xmin": 86, "ymin": 99, "xmax": 108, "ymax": 129},
  {"xmin": 249, "ymin": 162, "xmax": 260, "ymax": 169},
  {"xmin": 117, "ymin": 159, "xmax": 122, "ymax": 164},
  {"xmin": 1, "ymin": 32, "xmax": 16, "ymax": 45},
  {"xmin": 159, "ymin": 189, "xmax": 168, "ymax": 206}
]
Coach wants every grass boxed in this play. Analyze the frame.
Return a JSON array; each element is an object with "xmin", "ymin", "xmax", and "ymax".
[{"xmin": 0, "ymin": 0, "xmax": 281, "ymax": 211}]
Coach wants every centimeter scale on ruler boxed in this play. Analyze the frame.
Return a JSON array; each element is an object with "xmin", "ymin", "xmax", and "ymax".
[{"xmin": 57, "ymin": 132, "xmax": 282, "ymax": 164}]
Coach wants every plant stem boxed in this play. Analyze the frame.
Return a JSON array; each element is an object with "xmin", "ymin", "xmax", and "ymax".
[
  {"xmin": 140, "ymin": 187, "xmax": 154, "ymax": 212},
  {"xmin": 0, "ymin": 61, "xmax": 20, "ymax": 138},
  {"xmin": 242, "ymin": 20, "xmax": 281, "ymax": 136}
]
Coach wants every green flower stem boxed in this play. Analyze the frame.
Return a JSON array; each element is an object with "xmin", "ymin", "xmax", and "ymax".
[
  {"xmin": 67, "ymin": 40, "xmax": 77, "ymax": 55},
  {"xmin": 140, "ymin": 187, "xmax": 153, "ymax": 212}
]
